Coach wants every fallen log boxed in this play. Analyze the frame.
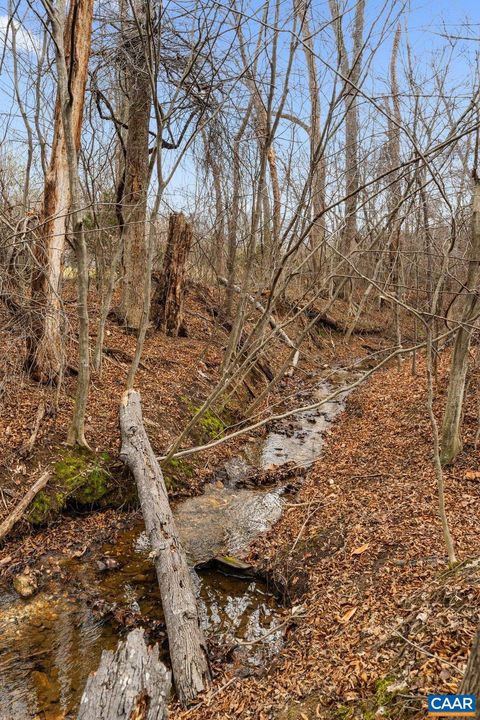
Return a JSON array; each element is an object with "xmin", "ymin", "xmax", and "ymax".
[
  {"xmin": 120, "ymin": 390, "xmax": 210, "ymax": 707},
  {"xmin": 77, "ymin": 629, "xmax": 170, "ymax": 720},
  {"xmin": 0, "ymin": 470, "xmax": 50, "ymax": 544},
  {"xmin": 218, "ymin": 276, "xmax": 300, "ymax": 373}
]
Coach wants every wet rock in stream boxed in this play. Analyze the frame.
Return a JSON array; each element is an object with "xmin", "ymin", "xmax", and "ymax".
[
  {"xmin": 136, "ymin": 484, "xmax": 285, "ymax": 566},
  {"xmin": 13, "ymin": 572, "xmax": 38, "ymax": 599},
  {"xmin": 224, "ymin": 456, "xmax": 254, "ymax": 487}
]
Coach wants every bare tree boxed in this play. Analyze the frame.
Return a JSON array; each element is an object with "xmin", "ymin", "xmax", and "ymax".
[
  {"xmin": 328, "ymin": 0, "xmax": 365, "ymax": 292},
  {"xmin": 441, "ymin": 170, "xmax": 480, "ymax": 465},
  {"xmin": 27, "ymin": 0, "xmax": 93, "ymax": 386},
  {"xmin": 294, "ymin": 0, "xmax": 326, "ymax": 279},
  {"xmin": 42, "ymin": 0, "xmax": 94, "ymax": 446},
  {"xmin": 118, "ymin": 0, "xmax": 152, "ymax": 330}
]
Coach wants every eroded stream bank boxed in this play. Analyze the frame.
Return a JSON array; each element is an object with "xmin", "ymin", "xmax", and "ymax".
[{"xmin": 0, "ymin": 371, "xmax": 359, "ymax": 720}]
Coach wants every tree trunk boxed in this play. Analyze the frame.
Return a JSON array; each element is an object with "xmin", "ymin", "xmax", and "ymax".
[
  {"xmin": 151, "ymin": 213, "xmax": 193, "ymax": 336},
  {"xmin": 225, "ymin": 103, "xmax": 252, "ymax": 316},
  {"xmin": 441, "ymin": 176, "xmax": 480, "ymax": 465},
  {"xmin": 328, "ymin": 0, "xmax": 365, "ymax": 296},
  {"xmin": 26, "ymin": 0, "xmax": 93, "ymax": 383},
  {"xmin": 44, "ymin": 0, "xmax": 93, "ymax": 447},
  {"xmin": 203, "ymin": 130, "xmax": 226, "ymax": 278},
  {"xmin": 77, "ymin": 629, "xmax": 171, "ymax": 720},
  {"xmin": 387, "ymin": 23, "xmax": 403, "ymax": 353},
  {"xmin": 294, "ymin": 0, "xmax": 325, "ymax": 279},
  {"xmin": 119, "ymin": 390, "xmax": 210, "ymax": 707},
  {"xmin": 119, "ymin": 1, "xmax": 152, "ymax": 330},
  {"xmin": 460, "ymin": 627, "xmax": 480, "ymax": 716}
]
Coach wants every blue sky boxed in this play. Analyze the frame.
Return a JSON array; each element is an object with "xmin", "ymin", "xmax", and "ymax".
[{"xmin": 0, "ymin": 0, "xmax": 478, "ymax": 210}]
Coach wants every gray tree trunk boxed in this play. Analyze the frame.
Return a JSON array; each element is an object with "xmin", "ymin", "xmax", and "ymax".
[
  {"xmin": 328, "ymin": 0, "xmax": 365, "ymax": 296},
  {"xmin": 294, "ymin": 0, "xmax": 325, "ymax": 279},
  {"xmin": 77, "ymin": 629, "xmax": 171, "ymax": 720},
  {"xmin": 119, "ymin": 390, "xmax": 210, "ymax": 707},
  {"xmin": 440, "ymin": 176, "xmax": 480, "ymax": 465}
]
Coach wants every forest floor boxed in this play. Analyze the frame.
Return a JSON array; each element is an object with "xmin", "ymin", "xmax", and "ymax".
[
  {"xmin": 3, "ymin": 283, "xmax": 478, "ymax": 720},
  {"xmin": 0, "ymin": 281, "xmax": 384, "ymax": 573},
  {"xmin": 171, "ymin": 352, "xmax": 480, "ymax": 720}
]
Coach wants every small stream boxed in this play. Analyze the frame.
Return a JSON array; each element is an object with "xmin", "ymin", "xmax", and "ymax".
[{"xmin": 0, "ymin": 374, "xmax": 356, "ymax": 720}]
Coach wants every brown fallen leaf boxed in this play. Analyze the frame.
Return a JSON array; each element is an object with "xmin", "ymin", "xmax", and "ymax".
[
  {"xmin": 351, "ymin": 543, "xmax": 370, "ymax": 555},
  {"xmin": 340, "ymin": 607, "xmax": 358, "ymax": 623},
  {"xmin": 464, "ymin": 470, "xmax": 480, "ymax": 480}
]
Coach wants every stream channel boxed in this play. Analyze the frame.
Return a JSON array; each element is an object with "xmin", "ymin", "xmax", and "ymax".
[{"xmin": 0, "ymin": 371, "xmax": 358, "ymax": 720}]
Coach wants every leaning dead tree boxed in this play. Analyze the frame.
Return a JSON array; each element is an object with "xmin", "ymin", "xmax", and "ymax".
[
  {"xmin": 26, "ymin": 0, "xmax": 94, "ymax": 383},
  {"xmin": 119, "ymin": 390, "xmax": 210, "ymax": 706},
  {"xmin": 218, "ymin": 276, "xmax": 300, "ymax": 371},
  {"xmin": 151, "ymin": 212, "xmax": 193, "ymax": 336},
  {"xmin": 77, "ymin": 629, "xmax": 171, "ymax": 720}
]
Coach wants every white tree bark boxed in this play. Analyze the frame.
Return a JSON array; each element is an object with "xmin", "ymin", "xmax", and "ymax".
[
  {"xmin": 77, "ymin": 629, "xmax": 171, "ymax": 720},
  {"xmin": 119, "ymin": 390, "xmax": 210, "ymax": 707}
]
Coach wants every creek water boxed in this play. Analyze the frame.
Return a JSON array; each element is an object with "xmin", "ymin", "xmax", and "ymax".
[{"xmin": 0, "ymin": 375, "xmax": 355, "ymax": 720}]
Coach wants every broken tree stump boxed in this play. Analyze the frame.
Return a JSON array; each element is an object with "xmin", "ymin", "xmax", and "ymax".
[
  {"xmin": 77, "ymin": 629, "xmax": 170, "ymax": 720},
  {"xmin": 119, "ymin": 390, "xmax": 210, "ymax": 707},
  {"xmin": 152, "ymin": 212, "xmax": 193, "ymax": 336}
]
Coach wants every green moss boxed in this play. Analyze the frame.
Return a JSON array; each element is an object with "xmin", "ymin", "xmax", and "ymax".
[
  {"xmin": 161, "ymin": 457, "xmax": 194, "ymax": 491},
  {"xmin": 358, "ymin": 676, "xmax": 397, "ymax": 720},
  {"xmin": 375, "ymin": 677, "xmax": 395, "ymax": 707},
  {"xmin": 336, "ymin": 706, "xmax": 354, "ymax": 720},
  {"xmin": 182, "ymin": 397, "xmax": 225, "ymax": 441},
  {"xmin": 53, "ymin": 448, "xmax": 109, "ymax": 504},
  {"xmin": 27, "ymin": 449, "xmax": 116, "ymax": 525},
  {"xmin": 28, "ymin": 491, "xmax": 56, "ymax": 525}
]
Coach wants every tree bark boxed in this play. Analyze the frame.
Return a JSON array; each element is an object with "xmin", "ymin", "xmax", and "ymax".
[
  {"xmin": 118, "ymin": 1, "xmax": 152, "ymax": 331},
  {"xmin": 440, "ymin": 176, "xmax": 480, "ymax": 465},
  {"xmin": 26, "ymin": 0, "xmax": 94, "ymax": 383},
  {"xmin": 387, "ymin": 24, "xmax": 403, "ymax": 351},
  {"xmin": 203, "ymin": 130, "xmax": 226, "ymax": 278},
  {"xmin": 77, "ymin": 629, "xmax": 171, "ymax": 720},
  {"xmin": 151, "ymin": 213, "xmax": 193, "ymax": 336},
  {"xmin": 0, "ymin": 471, "xmax": 50, "ymax": 544},
  {"xmin": 119, "ymin": 390, "xmax": 210, "ymax": 707},
  {"xmin": 460, "ymin": 627, "xmax": 480, "ymax": 716},
  {"xmin": 294, "ymin": 0, "xmax": 325, "ymax": 279},
  {"xmin": 329, "ymin": 0, "xmax": 365, "ymax": 294}
]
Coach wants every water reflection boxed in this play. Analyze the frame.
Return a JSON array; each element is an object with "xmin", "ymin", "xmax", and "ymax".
[{"xmin": 0, "ymin": 527, "xmax": 281, "ymax": 720}]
